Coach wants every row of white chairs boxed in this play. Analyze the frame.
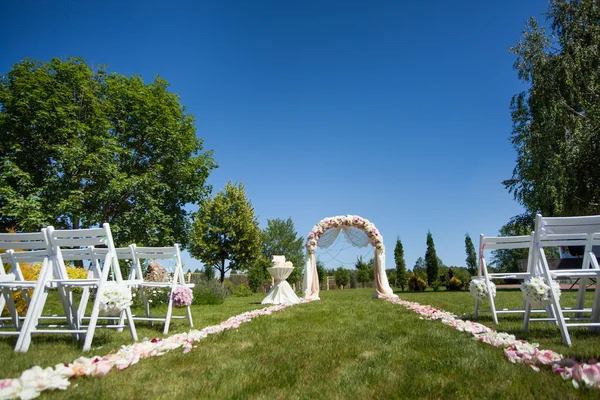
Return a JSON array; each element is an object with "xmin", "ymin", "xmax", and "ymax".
[
  {"xmin": 475, "ymin": 214, "xmax": 600, "ymax": 346},
  {"xmin": 0, "ymin": 223, "xmax": 193, "ymax": 352}
]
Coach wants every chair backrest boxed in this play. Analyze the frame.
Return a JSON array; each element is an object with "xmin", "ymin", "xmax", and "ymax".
[
  {"xmin": 130, "ymin": 244, "xmax": 184, "ymax": 283},
  {"xmin": 47, "ymin": 223, "xmax": 119, "ymax": 281},
  {"xmin": 0, "ymin": 229, "xmax": 52, "ymax": 280},
  {"xmin": 478, "ymin": 233, "xmax": 534, "ymax": 276},
  {"xmin": 92, "ymin": 246, "xmax": 136, "ymax": 280},
  {"xmin": 533, "ymin": 214, "xmax": 600, "ymax": 272}
]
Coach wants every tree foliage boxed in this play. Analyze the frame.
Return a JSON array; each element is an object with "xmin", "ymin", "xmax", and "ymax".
[
  {"xmin": 354, "ymin": 256, "xmax": 373, "ymax": 286},
  {"xmin": 189, "ymin": 182, "xmax": 261, "ymax": 283},
  {"xmin": 412, "ymin": 257, "xmax": 427, "ymax": 281},
  {"xmin": 465, "ymin": 233, "xmax": 478, "ymax": 276},
  {"xmin": 261, "ymin": 217, "xmax": 305, "ymax": 285},
  {"xmin": 0, "ymin": 57, "xmax": 216, "ymax": 245},
  {"xmin": 504, "ymin": 0, "xmax": 600, "ymax": 217},
  {"xmin": 334, "ymin": 267, "xmax": 350, "ymax": 289},
  {"xmin": 425, "ymin": 231, "xmax": 439, "ymax": 285},
  {"xmin": 394, "ymin": 237, "xmax": 408, "ymax": 291}
]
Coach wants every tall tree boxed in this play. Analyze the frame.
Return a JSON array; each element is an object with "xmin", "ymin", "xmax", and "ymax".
[
  {"xmin": 504, "ymin": 0, "xmax": 600, "ymax": 217},
  {"xmin": 261, "ymin": 217, "xmax": 305, "ymax": 285},
  {"xmin": 465, "ymin": 233, "xmax": 478, "ymax": 276},
  {"xmin": 425, "ymin": 231, "xmax": 439, "ymax": 285},
  {"xmin": 0, "ymin": 57, "xmax": 216, "ymax": 246},
  {"xmin": 334, "ymin": 267, "xmax": 350, "ymax": 289},
  {"xmin": 316, "ymin": 258, "xmax": 326, "ymax": 289},
  {"xmin": 189, "ymin": 182, "xmax": 261, "ymax": 283},
  {"xmin": 394, "ymin": 237, "xmax": 408, "ymax": 291},
  {"xmin": 412, "ymin": 256, "xmax": 427, "ymax": 281},
  {"xmin": 355, "ymin": 256, "xmax": 372, "ymax": 286}
]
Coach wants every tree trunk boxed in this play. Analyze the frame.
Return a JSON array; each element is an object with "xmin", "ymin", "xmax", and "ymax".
[{"xmin": 220, "ymin": 259, "xmax": 225, "ymax": 283}]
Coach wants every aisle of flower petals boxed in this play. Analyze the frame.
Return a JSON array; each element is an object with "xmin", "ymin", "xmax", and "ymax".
[
  {"xmin": 386, "ymin": 296, "xmax": 600, "ymax": 390},
  {"xmin": 0, "ymin": 301, "xmax": 309, "ymax": 400}
]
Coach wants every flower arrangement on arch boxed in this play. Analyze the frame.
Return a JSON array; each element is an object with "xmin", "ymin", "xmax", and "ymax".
[
  {"xmin": 98, "ymin": 282, "xmax": 133, "ymax": 316},
  {"xmin": 469, "ymin": 278, "xmax": 496, "ymax": 300},
  {"xmin": 171, "ymin": 285, "xmax": 193, "ymax": 308},
  {"xmin": 521, "ymin": 277, "xmax": 561, "ymax": 306},
  {"xmin": 305, "ymin": 215, "xmax": 383, "ymax": 253}
]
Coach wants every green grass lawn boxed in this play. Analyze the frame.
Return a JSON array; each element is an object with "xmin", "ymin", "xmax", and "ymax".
[{"xmin": 1, "ymin": 288, "xmax": 599, "ymax": 399}]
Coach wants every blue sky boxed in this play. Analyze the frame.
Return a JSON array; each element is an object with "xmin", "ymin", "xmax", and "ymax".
[{"xmin": 1, "ymin": 0, "xmax": 550, "ymax": 272}]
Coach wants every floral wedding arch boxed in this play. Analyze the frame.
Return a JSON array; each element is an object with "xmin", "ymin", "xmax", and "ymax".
[{"xmin": 303, "ymin": 215, "xmax": 397, "ymax": 300}]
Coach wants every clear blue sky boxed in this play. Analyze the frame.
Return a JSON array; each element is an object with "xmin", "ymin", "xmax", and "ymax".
[{"xmin": 1, "ymin": 0, "xmax": 550, "ymax": 272}]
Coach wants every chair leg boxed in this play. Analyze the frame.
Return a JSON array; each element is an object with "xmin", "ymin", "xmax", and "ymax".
[
  {"xmin": 141, "ymin": 289, "xmax": 152, "ymax": 327},
  {"xmin": 523, "ymin": 301, "xmax": 532, "ymax": 332},
  {"xmin": 575, "ymin": 277, "xmax": 588, "ymax": 319},
  {"xmin": 474, "ymin": 299, "xmax": 479, "ymax": 320},
  {"xmin": 186, "ymin": 305, "xmax": 193, "ymax": 328},
  {"xmin": 590, "ymin": 284, "xmax": 600, "ymax": 333},
  {"xmin": 163, "ymin": 296, "xmax": 174, "ymax": 335},
  {"xmin": 82, "ymin": 287, "xmax": 103, "ymax": 352},
  {"xmin": 487, "ymin": 291, "xmax": 499, "ymax": 325},
  {"xmin": 123, "ymin": 306, "xmax": 138, "ymax": 342}
]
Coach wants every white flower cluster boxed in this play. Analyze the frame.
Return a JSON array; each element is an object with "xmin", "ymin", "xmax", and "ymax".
[
  {"xmin": 98, "ymin": 282, "xmax": 133, "ymax": 316},
  {"xmin": 469, "ymin": 278, "xmax": 496, "ymax": 300},
  {"xmin": 521, "ymin": 277, "xmax": 561, "ymax": 307}
]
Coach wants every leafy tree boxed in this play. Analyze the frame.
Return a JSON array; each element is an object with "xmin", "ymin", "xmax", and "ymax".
[
  {"xmin": 355, "ymin": 256, "xmax": 373, "ymax": 286},
  {"xmin": 465, "ymin": 233, "xmax": 478, "ymax": 276},
  {"xmin": 203, "ymin": 264, "xmax": 215, "ymax": 280},
  {"xmin": 412, "ymin": 257, "xmax": 427, "ymax": 281},
  {"xmin": 261, "ymin": 217, "xmax": 305, "ymax": 286},
  {"xmin": 394, "ymin": 237, "xmax": 408, "ymax": 291},
  {"xmin": 334, "ymin": 267, "xmax": 350, "ymax": 289},
  {"xmin": 247, "ymin": 257, "xmax": 270, "ymax": 292},
  {"xmin": 316, "ymin": 258, "xmax": 327, "ymax": 287},
  {"xmin": 425, "ymin": 231, "xmax": 439, "ymax": 285},
  {"xmin": 189, "ymin": 182, "xmax": 261, "ymax": 283},
  {"xmin": 0, "ymin": 57, "xmax": 216, "ymax": 245},
  {"xmin": 504, "ymin": 0, "xmax": 600, "ymax": 217}
]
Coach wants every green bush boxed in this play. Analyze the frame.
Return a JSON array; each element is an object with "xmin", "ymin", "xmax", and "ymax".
[
  {"xmin": 193, "ymin": 280, "xmax": 226, "ymax": 305},
  {"xmin": 446, "ymin": 276, "xmax": 464, "ymax": 291},
  {"xmin": 431, "ymin": 279, "xmax": 442, "ymax": 292},
  {"xmin": 232, "ymin": 283, "xmax": 253, "ymax": 297},
  {"xmin": 408, "ymin": 273, "xmax": 427, "ymax": 292}
]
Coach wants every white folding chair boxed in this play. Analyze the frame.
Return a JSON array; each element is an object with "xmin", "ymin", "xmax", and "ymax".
[
  {"xmin": 0, "ymin": 230, "xmax": 52, "ymax": 339},
  {"xmin": 523, "ymin": 214, "xmax": 600, "ymax": 346},
  {"xmin": 126, "ymin": 244, "xmax": 193, "ymax": 334},
  {"xmin": 474, "ymin": 233, "xmax": 538, "ymax": 324},
  {"xmin": 16, "ymin": 224, "xmax": 138, "ymax": 352}
]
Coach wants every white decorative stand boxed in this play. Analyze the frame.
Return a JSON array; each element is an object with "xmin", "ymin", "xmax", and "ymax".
[{"xmin": 262, "ymin": 266, "xmax": 300, "ymax": 305}]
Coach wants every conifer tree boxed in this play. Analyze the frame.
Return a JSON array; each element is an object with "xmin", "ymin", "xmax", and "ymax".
[{"xmin": 394, "ymin": 237, "xmax": 408, "ymax": 291}]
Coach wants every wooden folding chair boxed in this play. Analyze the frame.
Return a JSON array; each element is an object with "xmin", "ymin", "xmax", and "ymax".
[{"xmin": 523, "ymin": 214, "xmax": 600, "ymax": 346}]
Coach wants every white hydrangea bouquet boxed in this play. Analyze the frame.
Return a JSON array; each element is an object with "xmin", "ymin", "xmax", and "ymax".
[
  {"xmin": 99, "ymin": 282, "xmax": 133, "ymax": 316},
  {"xmin": 469, "ymin": 278, "xmax": 496, "ymax": 300},
  {"xmin": 521, "ymin": 276, "xmax": 561, "ymax": 306}
]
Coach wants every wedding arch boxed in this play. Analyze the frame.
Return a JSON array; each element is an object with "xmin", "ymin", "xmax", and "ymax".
[{"xmin": 302, "ymin": 215, "xmax": 397, "ymax": 300}]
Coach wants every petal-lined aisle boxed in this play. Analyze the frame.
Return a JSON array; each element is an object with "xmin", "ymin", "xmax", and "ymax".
[
  {"xmin": 386, "ymin": 296, "xmax": 600, "ymax": 390},
  {"xmin": 0, "ymin": 301, "xmax": 311, "ymax": 400}
]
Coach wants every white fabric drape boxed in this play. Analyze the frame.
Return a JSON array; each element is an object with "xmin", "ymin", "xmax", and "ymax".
[
  {"xmin": 303, "ymin": 251, "xmax": 320, "ymax": 300},
  {"xmin": 262, "ymin": 267, "xmax": 300, "ymax": 304},
  {"xmin": 318, "ymin": 226, "xmax": 371, "ymax": 249},
  {"xmin": 373, "ymin": 246, "xmax": 397, "ymax": 299}
]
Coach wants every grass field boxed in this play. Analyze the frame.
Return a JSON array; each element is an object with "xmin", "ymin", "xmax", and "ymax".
[{"xmin": 2, "ymin": 288, "xmax": 600, "ymax": 399}]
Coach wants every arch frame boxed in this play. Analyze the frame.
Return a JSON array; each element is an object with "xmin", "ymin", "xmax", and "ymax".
[{"xmin": 302, "ymin": 215, "xmax": 397, "ymax": 300}]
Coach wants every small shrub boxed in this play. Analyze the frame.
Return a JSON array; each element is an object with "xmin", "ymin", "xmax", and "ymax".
[
  {"xmin": 232, "ymin": 283, "xmax": 253, "ymax": 297},
  {"xmin": 447, "ymin": 276, "xmax": 464, "ymax": 291},
  {"xmin": 193, "ymin": 280, "xmax": 226, "ymax": 305},
  {"xmin": 408, "ymin": 273, "xmax": 427, "ymax": 292},
  {"xmin": 431, "ymin": 279, "xmax": 442, "ymax": 292}
]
